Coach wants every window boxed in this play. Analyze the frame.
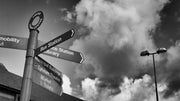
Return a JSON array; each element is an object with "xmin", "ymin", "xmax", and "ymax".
[{"xmin": 0, "ymin": 90, "xmax": 15, "ymax": 101}]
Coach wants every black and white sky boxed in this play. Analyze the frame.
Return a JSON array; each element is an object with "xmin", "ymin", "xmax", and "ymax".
[{"xmin": 0, "ymin": 0, "xmax": 180, "ymax": 101}]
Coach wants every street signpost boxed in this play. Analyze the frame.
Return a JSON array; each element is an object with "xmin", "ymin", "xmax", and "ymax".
[
  {"xmin": 35, "ymin": 29, "xmax": 74, "ymax": 55},
  {"xmin": 0, "ymin": 11, "xmax": 84, "ymax": 101}
]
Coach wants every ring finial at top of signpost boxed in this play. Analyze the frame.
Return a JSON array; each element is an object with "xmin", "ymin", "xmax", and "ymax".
[{"xmin": 28, "ymin": 11, "xmax": 44, "ymax": 30}]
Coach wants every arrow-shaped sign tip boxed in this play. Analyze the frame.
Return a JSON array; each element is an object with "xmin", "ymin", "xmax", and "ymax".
[
  {"xmin": 80, "ymin": 52, "xmax": 84, "ymax": 64},
  {"xmin": 71, "ymin": 29, "xmax": 75, "ymax": 37}
]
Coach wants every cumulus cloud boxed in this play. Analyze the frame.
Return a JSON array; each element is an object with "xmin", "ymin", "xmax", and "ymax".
[
  {"xmin": 60, "ymin": 8, "xmax": 76, "ymax": 22},
  {"xmin": 61, "ymin": 0, "xmax": 180, "ymax": 100},
  {"xmin": 81, "ymin": 74, "xmax": 180, "ymax": 101},
  {"xmin": 62, "ymin": 74, "xmax": 72, "ymax": 95},
  {"xmin": 69, "ymin": 0, "xmax": 169, "ymax": 88}
]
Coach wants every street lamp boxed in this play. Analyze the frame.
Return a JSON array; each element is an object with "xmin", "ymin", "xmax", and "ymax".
[{"xmin": 140, "ymin": 48, "xmax": 167, "ymax": 101}]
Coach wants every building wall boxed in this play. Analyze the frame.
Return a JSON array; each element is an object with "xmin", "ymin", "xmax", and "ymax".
[
  {"xmin": 0, "ymin": 86, "xmax": 18, "ymax": 101},
  {"xmin": 0, "ymin": 64, "xmax": 84, "ymax": 101}
]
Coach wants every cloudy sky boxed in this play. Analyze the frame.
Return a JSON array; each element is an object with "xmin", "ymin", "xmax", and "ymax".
[{"xmin": 0, "ymin": 0, "xmax": 180, "ymax": 101}]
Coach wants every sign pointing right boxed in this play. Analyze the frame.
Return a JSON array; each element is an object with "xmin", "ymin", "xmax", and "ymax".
[
  {"xmin": 35, "ymin": 29, "xmax": 74, "ymax": 56},
  {"xmin": 43, "ymin": 47, "xmax": 84, "ymax": 64}
]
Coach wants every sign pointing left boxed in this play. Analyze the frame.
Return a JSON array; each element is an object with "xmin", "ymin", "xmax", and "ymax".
[
  {"xmin": 0, "ymin": 34, "xmax": 27, "ymax": 50},
  {"xmin": 35, "ymin": 29, "xmax": 74, "ymax": 55}
]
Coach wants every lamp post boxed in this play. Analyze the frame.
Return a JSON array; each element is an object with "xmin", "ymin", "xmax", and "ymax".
[{"xmin": 140, "ymin": 48, "xmax": 167, "ymax": 101}]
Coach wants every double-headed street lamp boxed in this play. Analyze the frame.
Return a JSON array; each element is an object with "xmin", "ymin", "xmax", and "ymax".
[{"xmin": 140, "ymin": 48, "xmax": 167, "ymax": 101}]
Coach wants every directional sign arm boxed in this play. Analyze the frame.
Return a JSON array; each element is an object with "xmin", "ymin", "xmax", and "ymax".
[
  {"xmin": 0, "ymin": 34, "xmax": 28, "ymax": 50},
  {"xmin": 38, "ymin": 39, "xmax": 84, "ymax": 63},
  {"xmin": 35, "ymin": 29, "xmax": 75, "ymax": 55},
  {"xmin": 43, "ymin": 47, "xmax": 84, "ymax": 63},
  {"xmin": 35, "ymin": 56, "xmax": 63, "ymax": 85},
  {"xmin": 32, "ymin": 69, "xmax": 62, "ymax": 95}
]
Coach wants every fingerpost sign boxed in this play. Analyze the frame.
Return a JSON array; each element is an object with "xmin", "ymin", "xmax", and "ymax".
[
  {"xmin": 0, "ymin": 10, "xmax": 85, "ymax": 101},
  {"xmin": 35, "ymin": 29, "xmax": 74, "ymax": 55}
]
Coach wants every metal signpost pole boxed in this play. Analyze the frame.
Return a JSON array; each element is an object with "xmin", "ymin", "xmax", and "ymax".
[
  {"xmin": 20, "ymin": 29, "xmax": 39, "ymax": 101},
  {"xmin": 20, "ymin": 11, "xmax": 44, "ymax": 101}
]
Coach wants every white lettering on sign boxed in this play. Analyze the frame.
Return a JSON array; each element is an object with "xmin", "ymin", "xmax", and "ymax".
[
  {"xmin": 40, "ymin": 45, "xmax": 47, "ymax": 52},
  {"xmin": 48, "ymin": 38, "xmax": 62, "ymax": 48},
  {"xmin": 50, "ymin": 47, "xmax": 74, "ymax": 56},
  {"xmin": 58, "ymin": 47, "xmax": 74, "ymax": 55},
  {"xmin": 40, "ymin": 79, "xmax": 54, "ymax": 92},
  {"xmin": 40, "ymin": 75, "xmax": 54, "ymax": 92},
  {"xmin": 35, "ymin": 62, "xmax": 61, "ymax": 84},
  {"xmin": 40, "ymin": 74, "xmax": 52, "ymax": 84},
  {"xmin": 0, "ymin": 36, "xmax": 20, "ymax": 43},
  {"xmin": 43, "ymin": 82, "xmax": 54, "ymax": 92},
  {"xmin": 38, "ymin": 66, "xmax": 50, "ymax": 76},
  {"xmin": 51, "ymin": 47, "xmax": 58, "ymax": 51},
  {"xmin": 44, "ymin": 50, "xmax": 60, "ymax": 57},
  {"xmin": 36, "ymin": 57, "xmax": 62, "ymax": 78}
]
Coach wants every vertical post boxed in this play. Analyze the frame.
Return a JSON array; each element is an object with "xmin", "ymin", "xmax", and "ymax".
[
  {"xmin": 20, "ymin": 11, "xmax": 43, "ymax": 101},
  {"xmin": 20, "ymin": 29, "xmax": 39, "ymax": 101},
  {"xmin": 152, "ymin": 54, "xmax": 159, "ymax": 101}
]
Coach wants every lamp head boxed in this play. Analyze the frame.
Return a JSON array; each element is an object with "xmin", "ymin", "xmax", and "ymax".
[
  {"xmin": 140, "ymin": 50, "xmax": 150, "ymax": 56},
  {"xmin": 156, "ymin": 48, "xmax": 167, "ymax": 54}
]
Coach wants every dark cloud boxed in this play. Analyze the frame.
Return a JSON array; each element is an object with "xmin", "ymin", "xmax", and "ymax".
[
  {"xmin": 151, "ymin": 0, "xmax": 180, "ymax": 98},
  {"xmin": 153, "ymin": 0, "xmax": 180, "ymax": 48},
  {"xmin": 156, "ymin": 42, "xmax": 180, "ymax": 98},
  {"xmin": 164, "ymin": 78, "xmax": 180, "ymax": 98}
]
